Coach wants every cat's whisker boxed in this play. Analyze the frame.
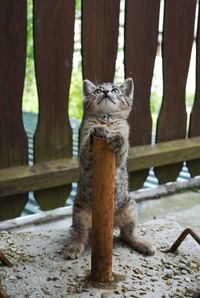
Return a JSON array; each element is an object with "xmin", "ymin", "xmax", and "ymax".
[
  {"xmin": 108, "ymin": 97, "xmax": 116, "ymax": 104},
  {"xmin": 97, "ymin": 97, "xmax": 106, "ymax": 105}
]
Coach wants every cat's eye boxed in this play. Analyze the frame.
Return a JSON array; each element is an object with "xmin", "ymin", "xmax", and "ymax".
[
  {"xmin": 94, "ymin": 89, "xmax": 102, "ymax": 95},
  {"xmin": 112, "ymin": 88, "xmax": 120, "ymax": 94}
]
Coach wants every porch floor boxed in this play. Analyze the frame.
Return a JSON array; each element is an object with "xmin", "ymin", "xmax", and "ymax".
[
  {"xmin": 0, "ymin": 190, "xmax": 200, "ymax": 297},
  {"xmin": 0, "ymin": 222, "xmax": 200, "ymax": 298},
  {"xmin": 6, "ymin": 189, "xmax": 200, "ymax": 235}
]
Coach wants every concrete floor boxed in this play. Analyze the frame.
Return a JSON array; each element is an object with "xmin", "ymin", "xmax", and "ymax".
[
  {"xmin": 0, "ymin": 189, "xmax": 200, "ymax": 297},
  {"xmin": 5, "ymin": 189, "xmax": 199, "ymax": 235},
  {"xmin": 0, "ymin": 222, "xmax": 200, "ymax": 298},
  {"xmin": 138, "ymin": 190, "xmax": 200, "ymax": 234}
]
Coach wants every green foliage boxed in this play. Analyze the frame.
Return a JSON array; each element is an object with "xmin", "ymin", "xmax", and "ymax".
[
  {"xmin": 150, "ymin": 91, "xmax": 162, "ymax": 114},
  {"xmin": 76, "ymin": 0, "xmax": 81, "ymax": 12},
  {"xmin": 186, "ymin": 93, "xmax": 195, "ymax": 109},
  {"xmin": 69, "ymin": 65, "xmax": 83, "ymax": 119},
  {"xmin": 23, "ymin": 0, "xmax": 38, "ymax": 113},
  {"xmin": 150, "ymin": 91, "xmax": 162, "ymax": 128}
]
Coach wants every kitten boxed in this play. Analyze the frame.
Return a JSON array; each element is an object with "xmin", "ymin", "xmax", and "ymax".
[{"xmin": 65, "ymin": 78, "xmax": 155, "ymax": 259}]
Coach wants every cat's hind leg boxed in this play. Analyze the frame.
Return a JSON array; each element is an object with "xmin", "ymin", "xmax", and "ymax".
[
  {"xmin": 64, "ymin": 204, "xmax": 91, "ymax": 259},
  {"xmin": 116, "ymin": 203, "xmax": 155, "ymax": 256}
]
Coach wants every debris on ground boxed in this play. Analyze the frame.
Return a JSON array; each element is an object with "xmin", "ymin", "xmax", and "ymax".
[{"xmin": 0, "ymin": 222, "xmax": 199, "ymax": 297}]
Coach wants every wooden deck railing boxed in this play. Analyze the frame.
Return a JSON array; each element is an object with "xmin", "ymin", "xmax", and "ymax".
[{"xmin": 0, "ymin": 0, "xmax": 200, "ymax": 220}]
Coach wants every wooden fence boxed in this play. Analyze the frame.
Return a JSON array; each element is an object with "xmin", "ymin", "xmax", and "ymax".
[{"xmin": 0, "ymin": 0, "xmax": 200, "ymax": 221}]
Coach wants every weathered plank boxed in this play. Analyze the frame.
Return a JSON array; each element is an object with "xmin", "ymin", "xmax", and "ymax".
[
  {"xmin": 0, "ymin": 158, "xmax": 79, "ymax": 198},
  {"xmin": 187, "ymin": 5, "xmax": 200, "ymax": 177},
  {"xmin": 0, "ymin": 0, "xmax": 28, "ymax": 220},
  {"xmin": 1, "ymin": 176, "xmax": 200, "ymax": 231},
  {"xmin": 1, "ymin": 137, "xmax": 200, "ymax": 198},
  {"xmin": 33, "ymin": 0, "xmax": 75, "ymax": 210},
  {"xmin": 128, "ymin": 137, "xmax": 200, "ymax": 172},
  {"xmin": 124, "ymin": 0, "xmax": 160, "ymax": 190},
  {"xmin": 155, "ymin": 0, "xmax": 196, "ymax": 184},
  {"xmin": 82, "ymin": 0, "xmax": 120, "ymax": 82}
]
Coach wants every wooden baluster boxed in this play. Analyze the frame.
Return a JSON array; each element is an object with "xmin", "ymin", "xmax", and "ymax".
[
  {"xmin": 155, "ymin": 0, "xmax": 196, "ymax": 184},
  {"xmin": 187, "ymin": 5, "xmax": 200, "ymax": 177},
  {"xmin": 33, "ymin": 0, "xmax": 75, "ymax": 210},
  {"xmin": 125, "ymin": 0, "xmax": 160, "ymax": 190},
  {"xmin": 0, "ymin": 0, "xmax": 28, "ymax": 220},
  {"xmin": 82, "ymin": 0, "xmax": 120, "ymax": 83}
]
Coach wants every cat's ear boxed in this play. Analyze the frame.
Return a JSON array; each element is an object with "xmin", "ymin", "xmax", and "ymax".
[
  {"xmin": 83, "ymin": 79, "xmax": 96, "ymax": 96},
  {"xmin": 120, "ymin": 78, "xmax": 134, "ymax": 100}
]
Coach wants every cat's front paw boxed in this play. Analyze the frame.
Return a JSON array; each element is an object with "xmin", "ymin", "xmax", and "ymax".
[
  {"xmin": 107, "ymin": 133, "xmax": 124, "ymax": 152},
  {"xmin": 64, "ymin": 243, "xmax": 85, "ymax": 260},
  {"xmin": 91, "ymin": 126, "xmax": 109, "ymax": 139}
]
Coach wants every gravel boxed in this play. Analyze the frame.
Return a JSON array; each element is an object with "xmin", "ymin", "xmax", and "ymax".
[{"xmin": 0, "ymin": 222, "xmax": 200, "ymax": 298}]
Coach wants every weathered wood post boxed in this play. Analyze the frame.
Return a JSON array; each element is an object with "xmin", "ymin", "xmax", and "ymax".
[{"xmin": 91, "ymin": 136, "xmax": 115, "ymax": 283}]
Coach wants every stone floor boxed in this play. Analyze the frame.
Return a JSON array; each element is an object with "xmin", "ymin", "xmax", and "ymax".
[
  {"xmin": 138, "ymin": 190, "xmax": 200, "ymax": 234},
  {"xmin": 0, "ymin": 190, "xmax": 200, "ymax": 297},
  {"xmin": 4, "ymin": 189, "xmax": 199, "ymax": 234},
  {"xmin": 0, "ymin": 223, "xmax": 200, "ymax": 297}
]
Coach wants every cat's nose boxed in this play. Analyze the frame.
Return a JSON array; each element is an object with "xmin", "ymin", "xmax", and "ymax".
[{"xmin": 103, "ymin": 90, "xmax": 109, "ymax": 94}]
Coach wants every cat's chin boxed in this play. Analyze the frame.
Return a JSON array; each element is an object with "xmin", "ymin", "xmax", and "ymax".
[{"xmin": 96, "ymin": 103, "xmax": 120, "ymax": 114}]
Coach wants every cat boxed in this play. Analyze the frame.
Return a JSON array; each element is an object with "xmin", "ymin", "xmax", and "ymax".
[{"xmin": 64, "ymin": 78, "xmax": 155, "ymax": 259}]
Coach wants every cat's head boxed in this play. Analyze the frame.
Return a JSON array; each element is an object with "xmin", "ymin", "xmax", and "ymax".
[{"xmin": 83, "ymin": 78, "xmax": 134, "ymax": 116}]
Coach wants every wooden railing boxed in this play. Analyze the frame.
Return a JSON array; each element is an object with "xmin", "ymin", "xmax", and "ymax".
[{"xmin": 0, "ymin": 0, "xmax": 200, "ymax": 220}]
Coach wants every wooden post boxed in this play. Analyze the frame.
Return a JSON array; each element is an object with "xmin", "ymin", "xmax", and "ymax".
[{"xmin": 91, "ymin": 136, "xmax": 115, "ymax": 283}]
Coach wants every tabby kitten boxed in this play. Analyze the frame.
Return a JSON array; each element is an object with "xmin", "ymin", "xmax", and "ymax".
[{"xmin": 65, "ymin": 78, "xmax": 155, "ymax": 259}]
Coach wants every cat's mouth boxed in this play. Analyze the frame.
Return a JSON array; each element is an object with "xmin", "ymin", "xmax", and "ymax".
[{"xmin": 97, "ymin": 95, "xmax": 116, "ymax": 105}]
